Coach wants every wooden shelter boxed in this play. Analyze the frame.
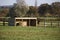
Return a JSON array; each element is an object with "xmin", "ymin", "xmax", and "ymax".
[{"xmin": 15, "ymin": 17, "xmax": 37, "ymax": 26}]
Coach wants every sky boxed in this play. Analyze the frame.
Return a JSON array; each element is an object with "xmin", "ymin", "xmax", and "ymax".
[{"xmin": 0, "ymin": 0, "xmax": 60, "ymax": 6}]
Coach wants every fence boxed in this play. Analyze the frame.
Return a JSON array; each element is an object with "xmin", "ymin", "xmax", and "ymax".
[
  {"xmin": 0, "ymin": 17, "xmax": 10, "ymax": 26},
  {"xmin": 0, "ymin": 17, "xmax": 60, "ymax": 27},
  {"xmin": 38, "ymin": 20, "xmax": 60, "ymax": 27},
  {"xmin": 38, "ymin": 16, "xmax": 60, "ymax": 27}
]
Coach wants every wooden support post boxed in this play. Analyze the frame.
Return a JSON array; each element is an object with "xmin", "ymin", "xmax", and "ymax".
[
  {"xmin": 29, "ymin": 19, "xmax": 30, "ymax": 27},
  {"xmin": 22, "ymin": 19, "xmax": 23, "ymax": 26},
  {"xmin": 36, "ymin": 19, "xmax": 37, "ymax": 27},
  {"xmin": 22, "ymin": 19, "xmax": 23, "ymax": 22}
]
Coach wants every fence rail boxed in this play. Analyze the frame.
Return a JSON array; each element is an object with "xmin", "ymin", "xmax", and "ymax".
[
  {"xmin": 38, "ymin": 16, "xmax": 60, "ymax": 27},
  {"xmin": 38, "ymin": 20, "xmax": 60, "ymax": 27}
]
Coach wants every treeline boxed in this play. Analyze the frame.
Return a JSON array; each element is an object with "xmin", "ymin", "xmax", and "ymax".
[
  {"xmin": 26, "ymin": 2, "xmax": 60, "ymax": 17},
  {"xmin": 0, "ymin": 2, "xmax": 60, "ymax": 17},
  {"xmin": 0, "ymin": 7, "xmax": 9, "ymax": 17},
  {"xmin": 38, "ymin": 2, "xmax": 60, "ymax": 16}
]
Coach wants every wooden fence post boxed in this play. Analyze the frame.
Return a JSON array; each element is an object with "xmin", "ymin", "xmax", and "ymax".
[
  {"xmin": 44, "ymin": 19, "xmax": 45, "ymax": 27},
  {"xmin": 3, "ymin": 18, "xmax": 5, "ymax": 26},
  {"xmin": 58, "ymin": 21, "xmax": 59, "ymax": 27},
  {"xmin": 51, "ymin": 21, "xmax": 52, "ymax": 27}
]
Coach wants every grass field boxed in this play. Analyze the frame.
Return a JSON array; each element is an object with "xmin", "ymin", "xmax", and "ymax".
[{"xmin": 0, "ymin": 26, "xmax": 60, "ymax": 40}]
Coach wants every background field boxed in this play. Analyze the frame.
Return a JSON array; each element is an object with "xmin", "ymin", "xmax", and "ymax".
[{"xmin": 0, "ymin": 26, "xmax": 60, "ymax": 40}]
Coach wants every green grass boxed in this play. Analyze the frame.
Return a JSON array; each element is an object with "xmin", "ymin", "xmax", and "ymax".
[{"xmin": 0, "ymin": 26, "xmax": 60, "ymax": 40}]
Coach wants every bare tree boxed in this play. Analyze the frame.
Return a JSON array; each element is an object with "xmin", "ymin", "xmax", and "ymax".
[{"xmin": 15, "ymin": 0, "xmax": 29, "ymax": 17}]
